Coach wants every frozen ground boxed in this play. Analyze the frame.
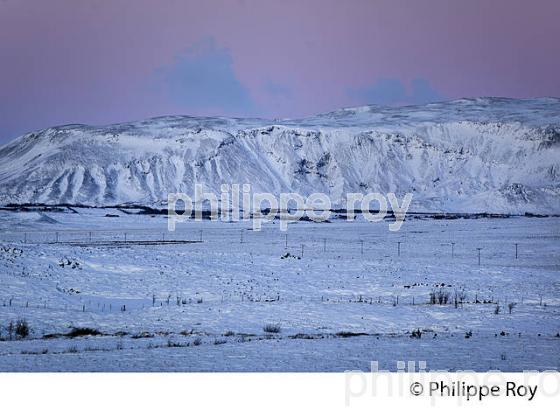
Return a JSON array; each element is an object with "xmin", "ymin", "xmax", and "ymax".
[{"xmin": 0, "ymin": 208, "xmax": 558, "ymax": 371}]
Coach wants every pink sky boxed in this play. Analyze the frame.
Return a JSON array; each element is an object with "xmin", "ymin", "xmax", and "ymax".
[{"xmin": 1, "ymin": 0, "xmax": 559, "ymax": 143}]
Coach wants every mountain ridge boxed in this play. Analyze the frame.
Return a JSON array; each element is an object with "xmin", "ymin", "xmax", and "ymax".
[{"xmin": 1, "ymin": 98, "xmax": 559, "ymax": 213}]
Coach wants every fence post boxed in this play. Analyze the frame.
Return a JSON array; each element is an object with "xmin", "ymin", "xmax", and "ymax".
[
  {"xmin": 285, "ymin": 234, "xmax": 288, "ymax": 249},
  {"xmin": 477, "ymin": 247, "xmax": 482, "ymax": 266},
  {"xmin": 397, "ymin": 241, "xmax": 401, "ymax": 257},
  {"xmin": 515, "ymin": 243, "xmax": 518, "ymax": 259},
  {"xmin": 360, "ymin": 239, "xmax": 364, "ymax": 255},
  {"xmin": 451, "ymin": 242, "xmax": 455, "ymax": 258},
  {"xmin": 301, "ymin": 244, "xmax": 304, "ymax": 258}
]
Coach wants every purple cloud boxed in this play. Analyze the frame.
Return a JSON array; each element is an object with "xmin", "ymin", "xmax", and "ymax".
[{"xmin": 156, "ymin": 38, "xmax": 255, "ymax": 116}]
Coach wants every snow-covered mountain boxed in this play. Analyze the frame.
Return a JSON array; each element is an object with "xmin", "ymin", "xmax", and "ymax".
[{"xmin": 0, "ymin": 97, "xmax": 559, "ymax": 213}]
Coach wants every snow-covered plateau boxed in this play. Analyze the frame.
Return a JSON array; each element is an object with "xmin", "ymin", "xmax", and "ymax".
[{"xmin": 0, "ymin": 97, "xmax": 559, "ymax": 214}]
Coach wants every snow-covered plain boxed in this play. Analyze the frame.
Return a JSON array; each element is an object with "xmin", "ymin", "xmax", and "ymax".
[{"xmin": 0, "ymin": 208, "xmax": 558, "ymax": 371}]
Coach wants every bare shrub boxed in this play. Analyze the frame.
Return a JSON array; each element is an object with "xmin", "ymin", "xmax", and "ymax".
[
  {"xmin": 167, "ymin": 339, "xmax": 184, "ymax": 348},
  {"xmin": 429, "ymin": 290, "xmax": 450, "ymax": 305},
  {"xmin": 457, "ymin": 290, "xmax": 467, "ymax": 305},
  {"xmin": 454, "ymin": 289, "xmax": 467, "ymax": 308},
  {"xmin": 15, "ymin": 319, "xmax": 30, "ymax": 339},
  {"xmin": 6, "ymin": 321, "xmax": 14, "ymax": 340},
  {"xmin": 263, "ymin": 324, "xmax": 281, "ymax": 333},
  {"xmin": 66, "ymin": 327, "xmax": 101, "ymax": 338},
  {"xmin": 429, "ymin": 291, "xmax": 436, "ymax": 305},
  {"xmin": 508, "ymin": 302, "xmax": 517, "ymax": 314},
  {"xmin": 410, "ymin": 329, "xmax": 422, "ymax": 339}
]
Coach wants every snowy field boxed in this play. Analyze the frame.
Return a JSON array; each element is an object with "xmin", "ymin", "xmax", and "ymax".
[{"xmin": 0, "ymin": 208, "xmax": 558, "ymax": 371}]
